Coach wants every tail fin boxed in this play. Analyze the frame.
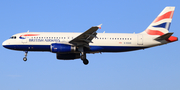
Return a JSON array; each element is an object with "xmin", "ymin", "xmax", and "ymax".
[{"xmin": 141, "ymin": 7, "xmax": 175, "ymax": 35}]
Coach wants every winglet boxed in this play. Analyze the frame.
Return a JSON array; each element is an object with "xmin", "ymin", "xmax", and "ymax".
[{"xmin": 97, "ymin": 24, "xmax": 102, "ymax": 29}]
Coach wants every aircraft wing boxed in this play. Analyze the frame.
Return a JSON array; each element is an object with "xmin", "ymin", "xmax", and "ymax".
[{"xmin": 69, "ymin": 24, "xmax": 102, "ymax": 48}]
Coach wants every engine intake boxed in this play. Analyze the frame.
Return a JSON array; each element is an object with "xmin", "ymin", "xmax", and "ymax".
[{"xmin": 51, "ymin": 43, "xmax": 76, "ymax": 53}]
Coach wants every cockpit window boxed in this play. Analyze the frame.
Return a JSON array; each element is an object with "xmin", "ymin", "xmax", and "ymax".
[{"xmin": 10, "ymin": 36, "xmax": 16, "ymax": 39}]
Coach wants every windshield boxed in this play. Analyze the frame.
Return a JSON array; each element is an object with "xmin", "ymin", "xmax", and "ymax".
[{"xmin": 10, "ymin": 36, "xmax": 16, "ymax": 39}]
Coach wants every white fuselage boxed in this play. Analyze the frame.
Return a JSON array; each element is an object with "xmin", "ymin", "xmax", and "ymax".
[{"xmin": 2, "ymin": 32, "xmax": 165, "ymax": 53}]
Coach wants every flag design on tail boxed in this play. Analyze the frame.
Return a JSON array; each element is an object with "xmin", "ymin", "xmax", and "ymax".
[{"xmin": 141, "ymin": 7, "xmax": 175, "ymax": 36}]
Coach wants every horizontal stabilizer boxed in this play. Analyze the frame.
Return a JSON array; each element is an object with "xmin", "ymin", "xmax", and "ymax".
[{"xmin": 155, "ymin": 32, "xmax": 173, "ymax": 40}]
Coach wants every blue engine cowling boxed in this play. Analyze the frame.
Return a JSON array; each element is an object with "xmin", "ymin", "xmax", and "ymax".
[{"xmin": 51, "ymin": 43, "xmax": 76, "ymax": 53}]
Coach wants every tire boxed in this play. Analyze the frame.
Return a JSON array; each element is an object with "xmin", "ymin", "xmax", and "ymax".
[
  {"xmin": 23, "ymin": 57, "xmax": 27, "ymax": 61},
  {"xmin": 83, "ymin": 59, "xmax": 89, "ymax": 65}
]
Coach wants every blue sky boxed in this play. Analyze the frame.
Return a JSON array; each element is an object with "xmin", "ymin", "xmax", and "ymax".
[{"xmin": 0, "ymin": 0, "xmax": 180, "ymax": 90}]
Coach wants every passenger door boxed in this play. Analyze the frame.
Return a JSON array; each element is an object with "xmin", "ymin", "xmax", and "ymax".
[{"xmin": 137, "ymin": 35, "xmax": 143, "ymax": 45}]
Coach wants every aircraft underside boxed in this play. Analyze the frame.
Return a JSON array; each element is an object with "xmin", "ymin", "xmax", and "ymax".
[{"xmin": 3, "ymin": 45, "xmax": 146, "ymax": 52}]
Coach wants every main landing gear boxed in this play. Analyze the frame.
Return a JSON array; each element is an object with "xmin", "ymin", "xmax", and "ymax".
[
  {"xmin": 79, "ymin": 47, "xmax": 89, "ymax": 65},
  {"xmin": 81, "ymin": 52, "xmax": 89, "ymax": 65},
  {"xmin": 23, "ymin": 51, "xmax": 28, "ymax": 61}
]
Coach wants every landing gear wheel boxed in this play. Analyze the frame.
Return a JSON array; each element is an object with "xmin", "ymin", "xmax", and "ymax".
[
  {"xmin": 23, "ymin": 57, "xmax": 27, "ymax": 61},
  {"xmin": 83, "ymin": 59, "xmax": 89, "ymax": 65}
]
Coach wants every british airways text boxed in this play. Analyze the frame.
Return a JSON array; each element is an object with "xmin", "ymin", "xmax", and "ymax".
[{"xmin": 29, "ymin": 39, "xmax": 60, "ymax": 42}]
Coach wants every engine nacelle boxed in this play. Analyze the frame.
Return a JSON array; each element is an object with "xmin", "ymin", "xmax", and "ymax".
[
  {"xmin": 51, "ymin": 43, "xmax": 76, "ymax": 53},
  {"xmin": 56, "ymin": 53, "xmax": 80, "ymax": 60}
]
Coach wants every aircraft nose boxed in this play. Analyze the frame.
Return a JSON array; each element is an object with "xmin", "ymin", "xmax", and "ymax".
[{"xmin": 2, "ymin": 40, "xmax": 8, "ymax": 47}]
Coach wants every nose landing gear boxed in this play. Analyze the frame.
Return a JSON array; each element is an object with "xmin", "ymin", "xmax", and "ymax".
[{"xmin": 23, "ymin": 51, "xmax": 28, "ymax": 61}]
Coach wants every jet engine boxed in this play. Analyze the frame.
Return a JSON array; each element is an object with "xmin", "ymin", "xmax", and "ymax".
[{"xmin": 51, "ymin": 43, "xmax": 76, "ymax": 53}]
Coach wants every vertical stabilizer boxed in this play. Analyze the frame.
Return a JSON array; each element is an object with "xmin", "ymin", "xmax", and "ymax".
[{"xmin": 141, "ymin": 7, "xmax": 175, "ymax": 35}]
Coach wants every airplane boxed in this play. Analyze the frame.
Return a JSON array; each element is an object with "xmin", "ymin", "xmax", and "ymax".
[{"xmin": 2, "ymin": 6, "xmax": 178, "ymax": 65}]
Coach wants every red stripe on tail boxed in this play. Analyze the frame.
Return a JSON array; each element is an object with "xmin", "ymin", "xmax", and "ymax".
[
  {"xmin": 153, "ymin": 11, "xmax": 174, "ymax": 23},
  {"xmin": 146, "ymin": 29, "xmax": 164, "ymax": 36}
]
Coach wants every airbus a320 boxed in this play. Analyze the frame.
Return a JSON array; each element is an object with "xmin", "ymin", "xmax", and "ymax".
[{"xmin": 2, "ymin": 7, "xmax": 178, "ymax": 65}]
